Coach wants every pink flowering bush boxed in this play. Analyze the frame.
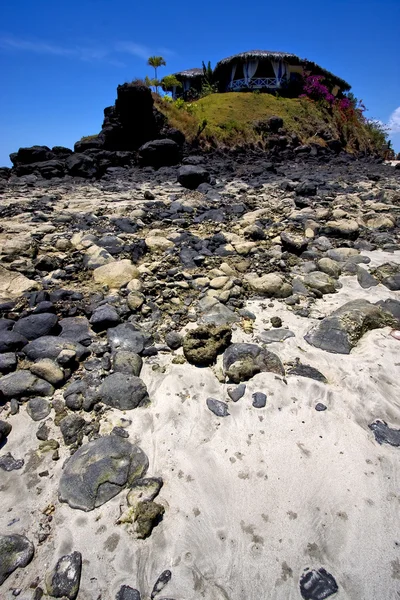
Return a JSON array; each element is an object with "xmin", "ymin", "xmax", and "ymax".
[{"xmin": 301, "ymin": 74, "xmax": 335, "ymax": 104}]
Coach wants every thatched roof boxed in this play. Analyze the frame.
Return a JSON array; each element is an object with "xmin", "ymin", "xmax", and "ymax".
[
  {"xmin": 173, "ymin": 68, "xmax": 203, "ymax": 79},
  {"xmin": 214, "ymin": 50, "xmax": 351, "ymax": 90}
]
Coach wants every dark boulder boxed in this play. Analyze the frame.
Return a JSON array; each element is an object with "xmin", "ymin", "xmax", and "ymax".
[
  {"xmin": 138, "ymin": 139, "xmax": 181, "ymax": 167},
  {"xmin": 65, "ymin": 153, "xmax": 99, "ymax": 178},
  {"xmin": 299, "ymin": 567, "xmax": 338, "ymax": 599},
  {"xmin": 45, "ymin": 551, "xmax": 82, "ymax": 600},
  {"xmin": 223, "ymin": 343, "xmax": 284, "ymax": 383},
  {"xmin": 0, "ymin": 370, "xmax": 54, "ymax": 399},
  {"xmin": 74, "ymin": 136, "xmax": 104, "ymax": 153},
  {"xmin": 59, "ymin": 435, "xmax": 149, "ymax": 510},
  {"xmin": 177, "ymin": 165, "xmax": 211, "ymax": 190},
  {"xmin": 304, "ymin": 299, "xmax": 396, "ymax": 354},
  {"xmin": 0, "ymin": 534, "xmax": 34, "ymax": 585},
  {"xmin": 10, "ymin": 145, "xmax": 54, "ymax": 166},
  {"xmin": 99, "ymin": 372, "xmax": 149, "ymax": 410},
  {"xmin": 52, "ymin": 146, "xmax": 73, "ymax": 157},
  {"xmin": 100, "ymin": 82, "xmax": 159, "ymax": 151},
  {"xmin": 13, "ymin": 312, "xmax": 58, "ymax": 341}
]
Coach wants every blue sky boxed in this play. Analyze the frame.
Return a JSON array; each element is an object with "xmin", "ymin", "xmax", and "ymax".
[{"xmin": 1, "ymin": 0, "xmax": 399, "ymax": 166}]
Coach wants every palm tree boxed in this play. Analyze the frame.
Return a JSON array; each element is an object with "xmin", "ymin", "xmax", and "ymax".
[{"xmin": 147, "ymin": 56, "xmax": 166, "ymax": 92}]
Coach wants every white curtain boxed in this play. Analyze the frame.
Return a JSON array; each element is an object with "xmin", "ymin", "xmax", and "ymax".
[
  {"xmin": 271, "ymin": 60, "xmax": 280, "ymax": 79},
  {"xmin": 183, "ymin": 79, "xmax": 190, "ymax": 91},
  {"xmin": 230, "ymin": 63, "xmax": 237, "ymax": 84},
  {"xmin": 247, "ymin": 59, "xmax": 258, "ymax": 81}
]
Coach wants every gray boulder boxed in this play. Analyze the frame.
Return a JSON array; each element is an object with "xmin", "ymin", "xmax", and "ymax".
[
  {"xmin": 112, "ymin": 351, "xmax": 143, "ymax": 376},
  {"xmin": 60, "ymin": 414, "xmax": 86, "ymax": 445},
  {"xmin": 0, "ymin": 370, "xmax": 54, "ymax": 399},
  {"xmin": 116, "ymin": 586, "xmax": 141, "ymax": 600},
  {"xmin": 177, "ymin": 165, "xmax": 211, "ymax": 190},
  {"xmin": 13, "ymin": 313, "xmax": 58, "ymax": 340},
  {"xmin": 107, "ymin": 323, "xmax": 145, "ymax": 354},
  {"xmin": 99, "ymin": 372, "xmax": 149, "ymax": 410},
  {"xmin": 46, "ymin": 551, "xmax": 82, "ymax": 600},
  {"xmin": 26, "ymin": 397, "xmax": 51, "ymax": 421},
  {"xmin": 139, "ymin": 138, "xmax": 180, "ymax": 167},
  {"xmin": 22, "ymin": 336, "xmax": 89, "ymax": 361},
  {"xmin": 0, "ymin": 534, "xmax": 34, "ymax": 585},
  {"xmin": 304, "ymin": 299, "xmax": 396, "ymax": 354},
  {"xmin": 223, "ymin": 343, "xmax": 284, "ymax": 383},
  {"xmin": 59, "ymin": 436, "xmax": 149, "ymax": 510},
  {"xmin": 0, "ymin": 419, "xmax": 12, "ymax": 442}
]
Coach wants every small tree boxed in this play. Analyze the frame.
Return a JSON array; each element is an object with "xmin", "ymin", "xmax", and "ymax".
[
  {"xmin": 201, "ymin": 60, "xmax": 217, "ymax": 97},
  {"xmin": 161, "ymin": 74, "xmax": 182, "ymax": 93},
  {"xmin": 147, "ymin": 56, "xmax": 166, "ymax": 93}
]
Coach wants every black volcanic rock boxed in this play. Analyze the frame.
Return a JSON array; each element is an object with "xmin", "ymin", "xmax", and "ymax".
[
  {"xmin": 139, "ymin": 139, "xmax": 181, "ymax": 167},
  {"xmin": 65, "ymin": 153, "xmax": 99, "ymax": 178},
  {"xmin": 10, "ymin": 145, "xmax": 55, "ymax": 166},
  {"xmin": 100, "ymin": 82, "xmax": 160, "ymax": 151}
]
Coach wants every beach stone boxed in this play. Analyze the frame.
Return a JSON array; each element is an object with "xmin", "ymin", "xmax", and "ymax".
[
  {"xmin": 287, "ymin": 364, "xmax": 327, "ymax": 383},
  {"xmin": 0, "ymin": 266, "xmax": 39, "ymax": 302},
  {"xmin": 151, "ymin": 570, "xmax": 172, "ymax": 599},
  {"xmin": 0, "ymin": 534, "xmax": 34, "ymax": 585},
  {"xmin": 280, "ymin": 232, "xmax": 308, "ymax": 255},
  {"xmin": 116, "ymin": 586, "xmax": 141, "ymax": 600},
  {"xmin": 0, "ymin": 452, "xmax": 24, "ymax": 471},
  {"xmin": 178, "ymin": 165, "xmax": 211, "ymax": 190},
  {"xmin": 198, "ymin": 302, "xmax": 241, "ymax": 326},
  {"xmin": 0, "ymin": 330, "xmax": 28, "ymax": 354},
  {"xmin": 26, "ymin": 397, "xmax": 51, "ymax": 421},
  {"xmin": 0, "ymin": 419, "xmax": 12, "ymax": 442},
  {"xmin": 59, "ymin": 436, "xmax": 149, "ymax": 510},
  {"xmin": 46, "ymin": 551, "xmax": 82, "ymax": 600},
  {"xmin": 93, "ymin": 259, "xmax": 139, "ymax": 289},
  {"xmin": 90, "ymin": 304, "xmax": 120, "ymax": 331},
  {"xmin": 299, "ymin": 567, "xmax": 338, "ymax": 599},
  {"xmin": 99, "ymin": 372, "xmax": 149, "ymax": 410},
  {"xmin": 326, "ymin": 248, "xmax": 359, "ymax": 262},
  {"xmin": 139, "ymin": 138, "xmax": 180, "ymax": 167},
  {"xmin": 228, "ymin": 384, "xmax": 246, "ymax": 402},
  {"xmin": 84, "ymin": 245, "xmax": 115, "ymax": 269},
  {"xmin": 0, "ymin": 370, "xmax": 54, "ymax": 399},
  {"xmin": 206, "ymin": 398, "xmax": 230, "ymax": 417},
  {"xmin": 165, "ymin": 331, "xmax": 182, "ymax": 350},
  {"xmin": 127, "ymin": 291, "xmax": 145, "ymax": 310},
  {"xmin": 134, "ymin": 500, "xmax": 165, "ymax": 539},
  {"xmin": 60, "ymin": 414, "xmax": 86, "ymax": 445},
  {"xmin": 244, "ymin": 272, "xmax": 292, "ymax": 297},
  {"xmin": 22, "ymin": 336, "xmax": 89, "ymax": 361},
  {"xmin": 252, "ymin": 392, "xmax": 267, "ymax": 408},
  {"xmin": 317, "ymin": 258, "xmax": 341, "ymax": 278},
  {"xmin": 371, "ymin": 263, "xmax": 400, "ymax": 291},
  {"xmin": 145, "ymin": 236, "xmax": 174, "ymax": 251},
  {"xmin": 107, "ymin": 323, "xmax": 145, "ymax": 354},
  {"xmin": 356, "ymin": 266, "xmax": 378, "ymax": 289},
  {"xmin": 127, "ymin": 477, "xmax": 163, "ymax": 507},
  {"xmin": 223, "ymin": 343, "xmax": 284, "ymax": 383},
  {"xmin": 304, "ymin": 299, "xmax": 396, "ymax": 354},
  {"xmin": 258, "ymin": 329, "xmax": 295, "ymax": 344},
  {"xmin": 59, "ymin": 317, "xmax": 93, "ymax": 346},
  {"xmin": 303, "ymin": 272, "xmax": 337, "ymax": 294},
  {"xmin": 112, "ymin": 351, "xmax": 143, "ymax": 376},
  {"xmin": 13, "ymin": 313, "xmax": 58, "ymax": 340},
  {"xmin": 30, "ymin": 358, "xmax": 65, "ymax": 385},
  {"xmin": 183, "ymin": 325, "xmax": 232, "ymax": 366},
  {"xmin": 369, "ymin": 421, "xmax": 400, "ymax": 446},
  {"xmin": 315, "ymin": 403, "xmax": 327, "ymax": 411},
  {"xmin": 0, "ymin": 352, "xmax": 17, "ymax": 374},
  {"xmin": 323, "ymin": 218, "xmax": 359, "ymax": 238},
  {"xmin": 375, "ymin": 299, "xmax": 400, "ymax": 322}
]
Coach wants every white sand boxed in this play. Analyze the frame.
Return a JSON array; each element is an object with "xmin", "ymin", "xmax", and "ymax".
[{"xmin": 2, "ymin": 250, "xmax": 400, "ymax": 599}]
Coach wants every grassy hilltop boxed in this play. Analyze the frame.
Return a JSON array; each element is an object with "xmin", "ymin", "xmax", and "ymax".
[{"xmin": 155, "ymin": 92, "xmax": 387, "ymax": 154}]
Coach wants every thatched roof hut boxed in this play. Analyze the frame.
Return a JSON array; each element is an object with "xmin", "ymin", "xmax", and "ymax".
[
  {"xmin": 167, "ymin": 68, "xmax": 203, "ymax": 98},
  {"xmin": 213, "ymin": 50, "xmax": 351, "ymax": 94}
]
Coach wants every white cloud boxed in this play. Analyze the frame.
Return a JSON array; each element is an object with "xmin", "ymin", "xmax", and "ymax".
[
  {"xmin": 0, "ymin": 35, "xmax": 175, "ymax": 67},
  {"xmin": 0, "ymin": 35, "xmax": 125, "ymax": 66},
  {"xmin": 388, "ymin": 106, "xmax": 400, "ymax": 134},
  {"xmin": 115, "ymin": 42, "xmax": 150, "ymax": 60}
]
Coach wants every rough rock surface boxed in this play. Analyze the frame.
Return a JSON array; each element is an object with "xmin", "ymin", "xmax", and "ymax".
[
  {"xmin": 0, "ymin": 534, "xmax": 34, "ymax": 585},
  {"xmin": 305, "ymin": 299, "xmax": 396, "ymax": 353},
  {"xmin": 223, "ymin": 343, "xmax": 284, "ymax": 382},
  {"xmin": 59, "ymin": 436, "xmax": 149, "ymax": 510}
]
